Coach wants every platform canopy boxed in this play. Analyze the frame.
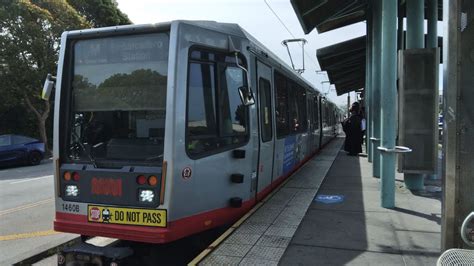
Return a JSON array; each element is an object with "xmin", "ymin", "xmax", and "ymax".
[
  {"xmin": 291, "ymin": 0, "xmax": 443, "ymax": 95},
  {"xmin": 317, "ymin": 36, "xmax": 366, "ymax": 96},
  {"xmin": 291, "ymin": 0, "xmax": 442, "ymax": 35},
  {"xmin": 290, "ymin": 0, "xmax": 368, "ymax": 34}
]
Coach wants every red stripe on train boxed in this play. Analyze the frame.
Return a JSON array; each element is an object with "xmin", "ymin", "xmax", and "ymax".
[
  {"xmin": 55, "ymin": 201, "xmax": 253, "ymax": 243},
  {"xmin": 55, "ymin": 139, "xmax": 334, "ymax": 243}
]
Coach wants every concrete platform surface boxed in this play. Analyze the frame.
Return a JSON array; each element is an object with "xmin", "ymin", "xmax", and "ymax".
[
  {"xmin": 197, "ymin": 137, "xmax": 441, "ymax": 265},
  {"xmin": 279, "ymin": 145, "xmax": 441, "ymax": 265},
  {"xmin": 199, "ymin": 138, "xmax": 343, "ymax": 265}
]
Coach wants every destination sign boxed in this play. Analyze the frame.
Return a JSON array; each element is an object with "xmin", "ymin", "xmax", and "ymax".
[{"xmin": 75, "ymin": 33, "xmax": 169, "ymax": 65}]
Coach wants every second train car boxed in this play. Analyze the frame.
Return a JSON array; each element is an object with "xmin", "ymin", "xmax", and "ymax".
[{"xmin": 47, "ymin": 20, "xmax": 341, "ymax": 244}]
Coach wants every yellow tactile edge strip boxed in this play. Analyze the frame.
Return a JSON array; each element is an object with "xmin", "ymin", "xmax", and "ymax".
[
  {"xmin": 187, "ymin": 175, "xmax": 294, "ymax": 266},
  {"xmin": 187, "ymin": 146, "xmax": 330, "ymax": 266}
]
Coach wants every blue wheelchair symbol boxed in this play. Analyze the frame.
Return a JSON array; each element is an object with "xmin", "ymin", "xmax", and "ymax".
[{"xmin": 314, "ymin": 194, "xmax": 345, "ymax": 204}]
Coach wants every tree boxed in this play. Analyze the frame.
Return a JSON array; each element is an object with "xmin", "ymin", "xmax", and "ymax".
[
  {"xmin": 67, "ymin": 0, "xmax": 131, "ymax": 27},
  {"xmin": 0, "ymin": 0, "xmax": 131, "ymax": 154},
  {"xmin": 0, "ymin": 0, "xmax": 89, "ymax": 153}
]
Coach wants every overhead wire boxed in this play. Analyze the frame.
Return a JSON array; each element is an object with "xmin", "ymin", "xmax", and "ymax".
[{"xmin": 263, "ymin": 0, "xmax": 320, "ymax": 68}]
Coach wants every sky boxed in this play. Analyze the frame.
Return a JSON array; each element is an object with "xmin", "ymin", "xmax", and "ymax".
[{"xmin": 115, "ymin": 0, "xmax": 367, "ymax": 106}]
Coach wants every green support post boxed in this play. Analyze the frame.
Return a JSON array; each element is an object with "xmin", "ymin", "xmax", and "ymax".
[
  {"xmin": 367, "ymin": 7, "xmax": 373, "ymax": 162},
  {"xmin": 406, "ymin": 0, "xmax": 424, "ymax": 48},
  {"xmin": 427, "ymin": 0, "xmax": 438, "ymax": 182},
  {"xmin": 371, "ymin": 0, "xmax": 382, "ymax": 178},
  {"xmin": 404, "ymin": 0, "xmax": 425, "ymax": 190},
  {"xmin": 427, "ymin": 0, "xmax": 438, "ymax": 49},
  {"xmin": 397, "ymin": 1, "xmax": 404, "ymax": 51},
  {"xmin": 379, "ymin": 0, "xmax": 398, "ymax": 208}
]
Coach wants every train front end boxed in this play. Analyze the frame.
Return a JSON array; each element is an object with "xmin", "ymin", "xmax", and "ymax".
[{"xmin": 53, "ymin": 24, "xmax": 174, "ymax": 243}]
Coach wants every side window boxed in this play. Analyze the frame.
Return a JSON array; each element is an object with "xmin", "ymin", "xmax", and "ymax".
[
  {"xmin": 187, "ymin": 62, "xmax": 217, "ymax": 142},
  {"xmin": 288, "ymin": 81, "xmax": 299, "ymax": 133},
  {"xmin": 326, "ymin": 106, "xmax": 330, "ymax": 126},
  {"xmin": 12, "ymin": 135, "xmax": 35, "ymax": 145},
  {"xmin": 297, "ymin": 86, "xmax": 307, "ymax": 132},
  {"xmin": 220, "ymin": 66, "xmax": 247, "ymax": 137},
  {"xmin": 321, "ymin": 102, "xmax": 326, "ymax": 128},
  {"xmin": 0, "ymin": 135, "xmax": 11, "ymax": 146},
  {"xmin": 259, "ymin": 78, "xmax": 273, "ymax": 142},
  {"xmin": 313, "ymin": 96, "xmax": 319, "ymax": 129},
  {"xmin": 275, "ymin": 72, "xmax": 289, "ymax": 138},
  {"xmin": 186, "ymin": 49, "xmax": 248, "ymax": 158}
]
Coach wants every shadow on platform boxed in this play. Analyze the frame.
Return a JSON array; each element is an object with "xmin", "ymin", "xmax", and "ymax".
[{"xmin": 279, "ymin": 147, "xmax": 441, "ymax": 265}]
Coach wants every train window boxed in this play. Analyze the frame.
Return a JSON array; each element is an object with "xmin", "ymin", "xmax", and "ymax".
[
  {"xmin": 297, "ymin": 86, "xmax": 307, "ymax": 132},
  {"xmin": 219, "ymin": 66, "xmax": 247, "ymax": 138},
  {"xmin": 288, "ymin": 81, "xmax": 299, "ymax": 133},
  {"xmin": 187, "ymin": 63, "xmax": 217, "ymax": 141},
  {"xmin": 313, "ymin": 96, "xmax": 319, "ymax": 129},
  {"xmin": 259, "ymin": 78, "xmax": 273, "ymax": 142},
  {"xmin": 190, "ymin": 50, "xmax": 215, "ymax": 61},
  {"xmin": 326, "ymin": 106, "xmax": 330, "ymax": 126},
  {"xmin": 324, "ymin": 105, "xmax": 331, "ymax": 127},
  {"xmin": 275, "ymin": 71, "xmax": 289, "ymax": 138},
  {"xmin": 186, "ymin": 48, "xmax": 249, "ymax": 158}
]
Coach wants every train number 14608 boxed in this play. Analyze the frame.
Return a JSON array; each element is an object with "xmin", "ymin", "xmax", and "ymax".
[{"xmin": 62, "ymin": 203, "xmax": 80, "ymax": 213}]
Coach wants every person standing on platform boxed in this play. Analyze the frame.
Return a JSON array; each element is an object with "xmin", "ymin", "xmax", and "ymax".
[{"xmin": 342, "ymin": 102, "xmax": 363, "ymax": 156}]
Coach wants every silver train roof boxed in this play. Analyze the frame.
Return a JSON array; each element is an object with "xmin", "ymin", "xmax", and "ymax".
[{"xmin": 65, "ymin": 20, "xmax": 333, "ymax": 105}]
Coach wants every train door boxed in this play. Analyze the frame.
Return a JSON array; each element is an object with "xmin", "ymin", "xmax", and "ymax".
[{"xmin": 256, "ymin": 60, "xmax": 275, "ymax": 200}]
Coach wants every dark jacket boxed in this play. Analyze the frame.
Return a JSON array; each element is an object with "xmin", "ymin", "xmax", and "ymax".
[{"xmin": 342, "ymin": 114, "xmax": 363, "ymax": 155}]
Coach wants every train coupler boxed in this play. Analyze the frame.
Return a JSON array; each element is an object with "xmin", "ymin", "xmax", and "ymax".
[{"xmin": 57, "ymin": 241, "xmax": 133, "ymax": 266}]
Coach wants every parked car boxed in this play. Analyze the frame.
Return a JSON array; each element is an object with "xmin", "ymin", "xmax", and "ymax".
[{"xmin": 0, "ymin": 134, "xmax": 45, "ymax": 166}]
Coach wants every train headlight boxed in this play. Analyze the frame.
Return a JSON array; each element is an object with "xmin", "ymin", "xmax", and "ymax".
[
  {"xmin": 139, "ymin": 189, "xmax": 155, "ymax": 202},
  {"xmin": 65, "ymin": 185, "xmax": 79, "ymax": 197}
]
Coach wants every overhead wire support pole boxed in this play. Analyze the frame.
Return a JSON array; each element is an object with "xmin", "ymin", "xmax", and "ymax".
[{"xmin": 379, "ymin": 0, "xmax": 398, "ymax": 208}]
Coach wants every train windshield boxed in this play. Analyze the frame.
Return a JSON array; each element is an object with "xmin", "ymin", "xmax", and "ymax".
[{"xmin": 67, "ymin": 32, "xmax": 169, "ymax": 165}]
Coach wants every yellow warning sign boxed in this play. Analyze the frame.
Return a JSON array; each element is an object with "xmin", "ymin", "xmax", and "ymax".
[{"xmin": 88, "ymin": 205, "xmax": 166, "ymax": 227}]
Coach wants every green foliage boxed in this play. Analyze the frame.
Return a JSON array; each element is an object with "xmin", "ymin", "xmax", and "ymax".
[
  {"xmin": 0, "ymin": 1, "xmax": 88, "ymax": 85},
  {"xmin": 0, "ymin": 0, "xmax": 131, "ymax": 149},
  {"xmin": 0, "ymin": 0, "xmax": 88, "ymax": 141},
  {"xmin": 67, "ymin": 0, "xmax": 131, "ymax": 28}
]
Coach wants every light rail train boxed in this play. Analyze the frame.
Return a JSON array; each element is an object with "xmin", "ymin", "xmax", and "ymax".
[{"xmin": 46, "ymin": 20, "xmax": 341, "ymax": 246}]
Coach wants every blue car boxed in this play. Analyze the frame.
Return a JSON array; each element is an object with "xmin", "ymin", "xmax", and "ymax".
[{"xmin": 0, "ymin": 134, "xmax": 45, "ymax": 166}]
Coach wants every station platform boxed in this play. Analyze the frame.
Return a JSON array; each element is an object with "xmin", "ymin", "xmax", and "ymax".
[{"xmin": 195, "ymin": 137, "xmax": 441, "ymax": 265}]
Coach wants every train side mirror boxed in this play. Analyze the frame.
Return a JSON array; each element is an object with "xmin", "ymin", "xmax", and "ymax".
[
  {"xmin": 42, "ymin": 74, "xmax": 56, "ymax": 100},
  {"xmin": 238, "ymin": 86, "xmax": 255, "ymax": 106},
  {"xmin": 228, "ymin": 36, "xmax": 254, "ymax": 106}
]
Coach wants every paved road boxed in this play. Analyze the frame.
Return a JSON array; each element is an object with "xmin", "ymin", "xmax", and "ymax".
[
  {"xmin": 0, "ymin": 161, "xmax": 228, "ymax": 265},
  {"xmin": 0, "ymin": 160, "xmax": 77, "ymax": 265}
]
